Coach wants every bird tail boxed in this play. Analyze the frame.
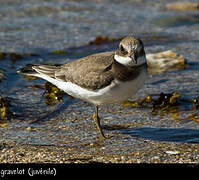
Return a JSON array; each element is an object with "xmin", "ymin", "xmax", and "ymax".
[
  {"xmin": 17, "ymin": 64, "xmax": 38, "ymax": 76},
  {"xmin": 17, "ymin": 64, "xmax": 61, "ymax": 78}
]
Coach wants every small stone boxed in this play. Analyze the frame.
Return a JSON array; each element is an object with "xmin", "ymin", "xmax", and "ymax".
[
  {"xmin": 89, "ymin": 143, "xmax": 94, "ymax": 147},
  {"xmin": 121, "ymin": 156, "xmax": 127, "ymax": 161},
  {"xmin": 165, "ymin": 150, "xmax": 180, "ymax": 155},
  {"xmin": 100, "ymin": 147, "xmax": 106, "ymax": 150},
  {"xmin": 152, "ymin": 156, "xmax": 160, "ymax": 159},
  {"xmin": 26, "ymin": 127, "xmax": 32, "ymax": 131}
]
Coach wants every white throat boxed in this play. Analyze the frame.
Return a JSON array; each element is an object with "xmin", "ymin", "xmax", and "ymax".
[
  {"xmin": 114, "ymin": 54, "xmax": 133, "ymax": 66},
  {"xmin": 114, "ymin": 54, "xmax": 146, "ymax": 66}
]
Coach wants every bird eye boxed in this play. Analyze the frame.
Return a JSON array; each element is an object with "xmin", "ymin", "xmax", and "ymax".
[
  {"xmin": 120, "ymin": 45, "xmax": 124, "ymax": 51},
  {"xmin": 120, "ymin": 45, "xmax": 128, "ymax": 55}
]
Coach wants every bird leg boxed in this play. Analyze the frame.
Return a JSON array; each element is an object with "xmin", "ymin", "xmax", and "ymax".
[{"xmin": 93, "ymin": 106, "xmax": 106, "ymax": 139}]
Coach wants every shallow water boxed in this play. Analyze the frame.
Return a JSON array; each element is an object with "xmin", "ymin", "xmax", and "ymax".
[{"xmin": 0, "ymin": 0, "xmax": 199, "ymax": 148}]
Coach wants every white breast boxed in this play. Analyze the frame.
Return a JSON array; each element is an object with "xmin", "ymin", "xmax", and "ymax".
[{"xmin": 95, "ymin": 67, "xmax": 147, "ymax": 105}]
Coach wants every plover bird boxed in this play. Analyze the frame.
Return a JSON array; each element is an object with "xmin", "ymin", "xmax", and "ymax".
[{"xmin": 18, "ymin": 36, "xmax": 147, "ymax": 138}]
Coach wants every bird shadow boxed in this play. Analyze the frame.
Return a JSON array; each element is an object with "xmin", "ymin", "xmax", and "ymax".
[
  {"xmin": 121, "ymin": 127, "xmax": 199, "ymax": 143},
  {"xmin": 104, "ymin": 125, "xmax": 199, "ymax": 143}
]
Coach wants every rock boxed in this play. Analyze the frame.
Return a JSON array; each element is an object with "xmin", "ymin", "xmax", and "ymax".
[
  {"xmin": 146, "ymin": 50, "xmax": 187, "ymax": 74},
  {"xmin": 166, "ymin": 2, "xmax": 199, "ymax": 11}
]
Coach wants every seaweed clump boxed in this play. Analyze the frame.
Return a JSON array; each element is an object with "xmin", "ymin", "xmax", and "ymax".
[
  {"xmin": 0, "ymin": 52, "xmax": 38, "ymax": 63},
  {"xmin": 123, "ymin": 92, "xmax": 179, "ymax": 109},
  {"xmin": 0, "ymin": 96, "xmax": 12, "ymax": 127},
  {"xmin": 123, "ymin": 92, "xmax": 199, "ymax": 123},
  {"xmin": 9, "ymin": 53, "xmax": 24, "ymax": 63},
  {"xmin": 123, "ymin": 92, "xmax": 180, "ymax": 120},
  {"xmin": 152, "ymin": 92, "xmax": 179, "ymax": 111},
  {"xmin": 150, "ymin": 92, "xmax": 180, "ymax": 121},
  {"xmin": 0, "ymin": 52, "xmax": 6, "ymax": 60},
  {"xmin": 44, "ymin": 82, "xmax": 65, "ymax": 105},
  {"xmin": 89, "ymin": 36, "xmax": 118, "ymax": 46},
  {"xmin": 51, "ymin": 50, "xmax": 68, "ymax": 55}
]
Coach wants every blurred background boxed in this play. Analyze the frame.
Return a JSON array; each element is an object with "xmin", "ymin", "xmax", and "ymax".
[{"xmin": 0, "ymin": 0, "xmax": 199, "ymax": 53}]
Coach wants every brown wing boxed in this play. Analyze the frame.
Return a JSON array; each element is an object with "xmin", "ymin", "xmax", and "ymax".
[{"xmin": 55, "ymin": 51, "xmax": 115, "ymax": 90}]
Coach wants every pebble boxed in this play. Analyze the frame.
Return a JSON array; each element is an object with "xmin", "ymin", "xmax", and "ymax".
[
  {"xmin": 165, "ymin": 150, "xmax": 180, "ymax": 155},
  {"xmin": 26, "ymin": 127, "xmax": 32, "ymax": 131}
]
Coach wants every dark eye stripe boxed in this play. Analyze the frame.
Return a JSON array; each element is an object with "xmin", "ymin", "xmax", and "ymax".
[
  {"xmin": 120, "ymin": 45, "xmax": 124, "ymax": 51},
  {"xmin": 120, "ymin": 45, "xmax": 128, "ymax": 55}
]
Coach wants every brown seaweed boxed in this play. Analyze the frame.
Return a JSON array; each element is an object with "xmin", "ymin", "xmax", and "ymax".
[
  {"xmin": 88, "ymin": 36, "xmax": 119, "ymax": 46},
  {"xmin": 0, "ymin": 96, "xmax": 12, "ymax": 127},
  {"xmin": 44, "ymin": 82, "xmax": 65, "ymax": 105}
]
